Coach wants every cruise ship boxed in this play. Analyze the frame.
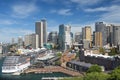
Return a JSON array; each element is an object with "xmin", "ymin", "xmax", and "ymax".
[{"xmin": 2, "ymin": 56, "xmax": 30, "ymax": 74}]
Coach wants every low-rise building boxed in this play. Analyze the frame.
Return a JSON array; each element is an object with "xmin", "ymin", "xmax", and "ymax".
[{"xmin": 79, "ymin": 49, "xmax": 120, "ymax": 70}]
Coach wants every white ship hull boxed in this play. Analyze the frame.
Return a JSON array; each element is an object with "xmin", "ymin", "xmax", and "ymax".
[{"xmin": 2, "ymin": 61, "xmax": 30, "ymax": 74}]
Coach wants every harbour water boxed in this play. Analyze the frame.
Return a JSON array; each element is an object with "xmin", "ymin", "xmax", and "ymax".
[{"xmin": 0, "ymin": 57, "xmax": 71, "ymax": 80}]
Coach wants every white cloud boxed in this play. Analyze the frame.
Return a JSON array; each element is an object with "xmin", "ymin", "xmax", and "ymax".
[
  {"xmin": 12, "ymin": 3, "xmax": 37, "ymax": 18},
  {"xmin": 97, "ymin": 5, "xmax": 120, "ymax": 23},
  {"xmin": 0, "ymin": 28, "xmax": 34, "ymax": 43},
  {"xmin": 84, "ymin": 7, "xmax": 107, "ymax": 12},
  {"xmin": 83, "ymin": 5, "xmax": 120, "ymax": 24},
  {"xmin": 50, "ymin": 9, "xmax": 73, "ymax": 16},
  {"xmin": 0, "ymin": 19, "xmax": 16, "ymax": 25},
  {"xmin": 70, "ymin": 0, "xmax": 103, "ymax": 6},
  {"xmin": 84, "ymin": 5, "xmax": 119, "ymax": 12}
]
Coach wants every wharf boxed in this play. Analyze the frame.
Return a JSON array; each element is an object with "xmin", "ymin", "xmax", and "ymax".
[{"xmin": 23, "ymin": 66, "xmax": 82, "ymax": 77}]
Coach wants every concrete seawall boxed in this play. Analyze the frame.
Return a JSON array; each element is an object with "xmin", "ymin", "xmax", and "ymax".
[{"xmin": 23, "ymin": 66, "xmax": 82, "ymax": 77}]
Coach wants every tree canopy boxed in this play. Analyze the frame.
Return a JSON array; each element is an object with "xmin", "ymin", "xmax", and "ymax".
[
  {"xmin": 109, "ymin": 48, "xmax": 118, "ymax": 56},
  {"xmin": 110, "ymin": 66, "xmax": 120, "ymax": 80},
  {"xmin": 87, "ymin": 64, "xmax": 102, "ymax": 73},
  {"xmin": 99, "ymin": 47, "xmax": 105, "ymax": 54},
  {"xmin": 84, "ymin": 72, "xmax": 109, "ymax": 80}
]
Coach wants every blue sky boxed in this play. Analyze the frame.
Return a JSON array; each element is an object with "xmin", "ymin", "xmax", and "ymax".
[{"xmin": 0, "ymin": 0, "xmax": 120, "ymax": 43}]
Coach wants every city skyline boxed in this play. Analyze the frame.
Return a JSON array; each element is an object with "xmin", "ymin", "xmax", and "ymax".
[{"xmin": 0, "ymin": 0, "xmax": 120, "ymax": 42}]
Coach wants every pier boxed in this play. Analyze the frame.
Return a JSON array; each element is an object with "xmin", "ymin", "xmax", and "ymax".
[
  {"xmin": 41, "ymin": 77, "xmax": 64, "ymax": 80},
  {"xmin": 23, "ymin": 66, "xmax": 82, "ymax": 77}
]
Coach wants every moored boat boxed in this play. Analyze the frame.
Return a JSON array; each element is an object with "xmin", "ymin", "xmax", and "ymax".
[{"xmin": 2, "ymin": 56, "xmax": 30, "ymax": 75}]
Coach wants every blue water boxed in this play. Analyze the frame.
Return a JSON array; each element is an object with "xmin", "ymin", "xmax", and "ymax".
[{"xmin": 0, "ymin": 57, "xmax": 71, "ymax": 80}]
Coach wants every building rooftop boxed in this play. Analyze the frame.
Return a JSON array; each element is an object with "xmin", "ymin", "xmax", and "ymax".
[
  {"xmin": 69, "ymin": 60, "xmax": 92, "ymax": 68},
  {"xmin": 37, "ymin": 52, "xmax": 54, "ymax": 61},
  {"xmin": 84, "ymin": 50, "xmax": 114, "ymax": 59}
]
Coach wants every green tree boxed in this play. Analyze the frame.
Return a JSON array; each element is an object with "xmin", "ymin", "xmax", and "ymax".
[
  {"xmin": 99, "ymin": 47, "xmax": 105, "ymax": 54},
  {"xmin": 56, "ymin": 52, "xmax": 62, "ymax": 58},
  {"xmin": 109, "ymin": 48, "xmax": 117, "ymax": 56},
  {"xmin": 62, "ymin": 77, "xmax": 83, "ymax": 80},
  {"xmin": 84, "ymin": 72, "xmax": 109, "ymax": 80},
  {"xmin": 55, "ymin": 60, "xmax": 61, "ymax": 66},
  {"xmin": 87, "ymin": 65, "xmax": 102, "ymax": 73},
  {"xmin": 75, "ymin": 52, "xmax": 79, "ymax": 58},
  {"xmin": 110, "ymin": 66, "xmax": 120, "ymax": 80}
]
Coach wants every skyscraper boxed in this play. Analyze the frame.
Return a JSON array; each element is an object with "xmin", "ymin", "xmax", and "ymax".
[
  {"xmin": 95, "ymin": 22, "xmax": 107, "ymax": 46},
  {"xmin": 85, "ymin": 26, "xmax": 92, "ymax": 41},
  {"xmin": 106, "ymin": 24, "xmax": 114, "ymax": 46},
  {"xmin": 58, "ymin": 24, "xmax": 65, "ymax": 50},
  {"xmin": 82, "ymin": 26, "xmax": 92, "ymax": 41},
  {"xmin": 95, "ymin": 32, "xmax": 102, "ymax": 47},
  {"xmin": 75, "ymin": 32, "xmax": 82, "ymax": 43},
  {"xmin": 48, "ymin": 31, "xmax": 58, "ymax": 44},
  {"xmin": 41, "ymin": 19, "xmax": 47, "ymax": 44},
  {"xmin": 82, "ymin": 26, "xmax": 92, "ymax": 48},
  {"xmin": 58, "ymin": 24, "xmax": 72, "ymax": 50},
  {"xmin": 113, "ymin": 25, "xmax": 120, "ymax": 46},
  {"xmin": 35, "ymin": 19, "xmax": 47, "ymax": 48}
]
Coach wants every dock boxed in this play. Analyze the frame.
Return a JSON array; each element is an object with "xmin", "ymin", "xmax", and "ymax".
[
  {"xmin": 23, "ymin": 66, "xmax": 82, "ymax": 77},
  {"xmin": 41, "ymin": 77, "xmax": 64, "ymax": 80}
]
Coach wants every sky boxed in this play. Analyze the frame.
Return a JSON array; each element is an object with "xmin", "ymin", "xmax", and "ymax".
[{"xmin": 0, "ymin": 0, "xmax": 120, "ymax": 43}]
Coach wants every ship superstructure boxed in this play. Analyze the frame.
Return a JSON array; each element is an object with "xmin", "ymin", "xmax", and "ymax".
[{"xmin": 2, "ymin": 56, "xmax": 30, "ymax": 74}]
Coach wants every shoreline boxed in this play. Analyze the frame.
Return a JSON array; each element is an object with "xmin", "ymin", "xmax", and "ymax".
[{"xmin": 22, "ymin": 66, "xmax": 83, "ymax": 77}]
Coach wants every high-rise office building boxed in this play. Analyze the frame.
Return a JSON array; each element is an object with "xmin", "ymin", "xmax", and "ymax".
[
  {"xmin": 24, "ymin": 34, "xmax": 39, "ymax": 49},
  {"xmin": 75, "ymin": 32, "xmax": 82, "ymax": 43},
  {"xmin": 59, "ymin": 24, "xmax": 65, "ymax": 50},
  {"xmin": 48, "ymin": 31, "xmax": 58, "ymax": 44},
  {"xmin": 41, "ymin": 19, "xmax": 47, "ymax": 44},
  {"xmin": 82, "ymin": 26, "xmax": 92, "ymax": 48},
  {"xmin": 58, "ymin": 24, "xmax": 72, "ymax": 50},
  {"xmin": 85, "ymin": 26, "xmax": 92, "ymax": 41},
  {"xmin": 82, "ymin": 28, "xmax": 85, "ymax": 40},
  {"xmin": 113, "ymin": 25, "xmax": 120, "ymax": 46},
  {"xmin": 82, "ymin": 26, "xmax": 92, "ymax": 41},
  {"xmin": 106, "ymin": 24, "xmax": 114, "ymax": 46},
  {"xmin": 95, "ymin": 22, "xmax": 107, "ymax": 46},
  {"xmin": 35, "ymin": 19, "xmax": 47, "ymax": 48},
  {"xmin": 95, "ymin": 32, "xmax": 102, "ymax": 47}
]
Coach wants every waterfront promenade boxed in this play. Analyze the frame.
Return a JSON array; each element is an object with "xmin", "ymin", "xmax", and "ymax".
[{"xmin": 23, "ymin": 66, "xmax": 82, "ymax": 77}]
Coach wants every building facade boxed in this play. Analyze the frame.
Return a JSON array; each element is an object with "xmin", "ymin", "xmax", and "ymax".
[
  {"xmin": 106, "ymin": 24, "xmax": 114, "ymax": 46},
  {"xmin": 95, "ymin": 22, "xmax": 107, "ymax": 46},
  {"xmin": 35, "ymin": 19, "xmax": 47, "ymax": 48},
  {"xmin": 24, "ymin": 34, "xmax": 39, "ymax": 49},
  {"xmin": 113, "ymin": 25, "xmax": 120, "ymax": 46},
  {"xmin": 75, "ymin": 32, "xmax": 82, "ymax": 43},
  {"xmin": 95, "ymin": 32, "xmax": 103, "ymax": 47},
  {"xmin": 48, "ymin": 31, "xmax": 58, "ymax": 44},
  {"xmin": 82, "ymin": 26, "xmax": 92, "ymax": 48},
  {"xmin": 58, "ymin": 24, "xmax": 72, "ymax": 50}
]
